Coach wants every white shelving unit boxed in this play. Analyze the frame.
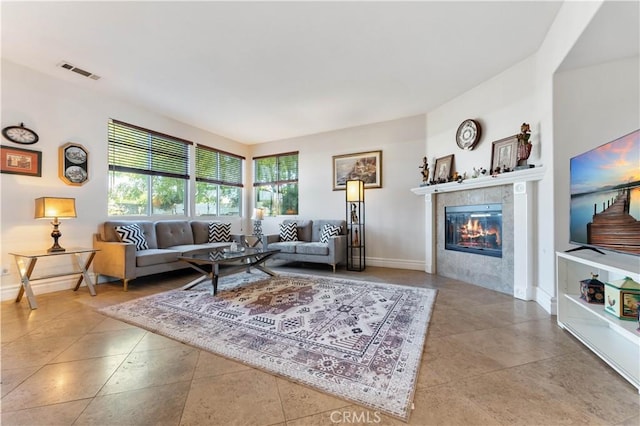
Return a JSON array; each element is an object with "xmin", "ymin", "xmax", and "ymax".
[{"xmin": 556, "ymin": 250, "xmax": 640, "ymax": 392}]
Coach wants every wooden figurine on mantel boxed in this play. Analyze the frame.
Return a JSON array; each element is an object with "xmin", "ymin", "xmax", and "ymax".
[
  {"xmin": 516, "ymin": 122, "xmax": 534, "ymax": 169},
  {"xmin": 419, "ymin": 156, "xmax": 430, "ymax": 185}
]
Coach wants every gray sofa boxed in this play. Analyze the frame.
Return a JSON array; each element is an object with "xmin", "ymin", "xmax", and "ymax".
[
  {"xmin": 261, "ymin": 219, "xmax": 347, "ymax": 272},
  {"xmin": 93, "ymin": 220, "xmax": 242, "ymax": 291}
]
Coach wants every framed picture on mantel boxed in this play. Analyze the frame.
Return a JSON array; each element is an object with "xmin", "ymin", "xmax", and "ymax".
[
  {"xmin": 490, "ymin": 135, "xmax": 518, "ymax": 173},
  {"xmin": 433, "ymin": 154, "xmax": 453, "ymax": 183}
]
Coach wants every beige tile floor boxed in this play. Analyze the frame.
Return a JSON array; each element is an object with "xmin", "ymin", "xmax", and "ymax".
[{"xmin": 2, "ymin": 263, "xmax": 639, "ymax": 426}]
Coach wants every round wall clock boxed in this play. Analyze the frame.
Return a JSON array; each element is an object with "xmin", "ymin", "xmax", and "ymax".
[
  {"xmin": 456, "ymin": 119, "xmax": 481, "ymax": 150},
  {"xmin": 2, "ymin": 123, "xmax": 39, "ymax": 145}
]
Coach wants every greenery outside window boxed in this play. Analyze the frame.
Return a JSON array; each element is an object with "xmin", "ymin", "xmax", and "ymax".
[
  {"xmin": 254, "ymin": 152, "xmax": 298, "ymax": 216},
  {"xmin": 108, "ymin": 120, "xmax": 191, "ymax": 216},
  {"xmin": 195, "ymin": 145, "xmax": 244, "ymax": 216}
]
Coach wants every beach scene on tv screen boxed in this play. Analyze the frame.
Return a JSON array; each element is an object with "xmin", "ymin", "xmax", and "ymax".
[{"xmin": 570, "ymin": 129, "xmax": 640, "ymax": 255}]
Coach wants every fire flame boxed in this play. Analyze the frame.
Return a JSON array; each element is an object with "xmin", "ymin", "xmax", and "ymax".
[{"xmin": 459, "ymin": 218, "xmax": 501, "ymax": 247}]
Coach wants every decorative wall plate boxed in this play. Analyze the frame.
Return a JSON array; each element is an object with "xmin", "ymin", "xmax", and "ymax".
[
  {"xmin": 59, "ymin": 142, "xmax": 89, "ymax": 185},
  {"xmin": 456, "ymin": 119, "xmax": 481, "ymax": 150}
]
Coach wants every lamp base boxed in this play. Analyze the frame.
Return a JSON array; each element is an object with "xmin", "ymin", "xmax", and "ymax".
[{"xmin": 49, "ymin": 223, "xmax": 65, "ymax": 252}]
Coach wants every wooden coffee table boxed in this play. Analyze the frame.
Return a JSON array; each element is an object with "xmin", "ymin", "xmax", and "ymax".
[{"xmin": 179, "ymin": 247, "xmax": 280, "ymax": 295}]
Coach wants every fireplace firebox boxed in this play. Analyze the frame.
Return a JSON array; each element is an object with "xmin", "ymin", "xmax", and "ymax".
[{"xmin": 445, "ymin": 204, "xmax": 502, "ymax": 258}]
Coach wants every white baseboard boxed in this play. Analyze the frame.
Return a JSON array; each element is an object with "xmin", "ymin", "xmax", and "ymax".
[
  {"xmin": 534, "ymin": 285, "xmax": 557, "ymax": 315},
  {"xmin": 364, "ymin": 257, "xmax": 425, "ymax": 271},
  {"xmin": 1, "ymin": 276, "xmax": 87, "ymax": 302}
]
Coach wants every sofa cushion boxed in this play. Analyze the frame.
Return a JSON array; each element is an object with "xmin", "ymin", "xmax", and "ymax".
[
  {"xmin": 115, "ymin": 224, "xmax": 149, "ymax": 251},
  {"xmin": 155, "ymin": 221, "xmax": 194, "ymax": 248},
  {"xmin": 268, "ymin": 241, "xmax": 302, "ymax": 253},
  {"xmin": 135, "ymin": 249, "xmax": 180, "ymax": 267},
  {"xmin": 320, "ymin": 224, "xmax": 342, "ymax": 243},
  {"xmin": 167, "ymin": 242, "xmax": 231, "ymax": 254},
  {"xmin": 102, "ymin": 221, "xmax": 157, "ymax": 248},
  {"xmin": 295, "ymin": 242, "xmax": 329, "ymax": 256},
  {"xmin": 282, "ymin": 219, "xmax": 312, "ymax": 242},
  {"xmin": 279, "ymin": 222, "xmax": 298, "ymax": 241},
  {"xmin": 312, "ymin": 220, "xmax": 347, "ymax": 242},
  {"xmin": 209, "ymin": 222, "xmax": 231, "ymax": 242},
  {"xmin": 190, "ymin": 220, "xmax": 213, "ymax": 244}
]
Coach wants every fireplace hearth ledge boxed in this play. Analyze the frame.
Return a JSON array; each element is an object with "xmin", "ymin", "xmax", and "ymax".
[{"xmin": 411, "ymin": 166, "xmax": 546, "ymax": 301}]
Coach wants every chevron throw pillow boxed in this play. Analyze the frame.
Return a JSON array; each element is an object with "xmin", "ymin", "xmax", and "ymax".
[
  {"xmin": 115, "ymin": 224, "xmax": 149, "ymax": 251},
  {"xmin": 320, "ymin": 224, "xmax": 342, "ymax": 243},
  {"xmin": 279, "ymin": 222, "xmax": 298, "ymax": 242},
  {"xmin": 209, "ymin": 222, "xmax": 231, "ymax": 243}
]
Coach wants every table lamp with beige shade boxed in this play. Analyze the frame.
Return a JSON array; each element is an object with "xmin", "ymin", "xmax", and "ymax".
[{"xmin": 34, "ymin": 197, "xmax": 76, "ymax": 252}]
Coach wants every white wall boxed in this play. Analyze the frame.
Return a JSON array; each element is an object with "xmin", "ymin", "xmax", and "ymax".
[
  {"xmin": 250, "ymin": 115, "xmax": 427, "ymax": 270},
  {"xmin": 553, "ymin": 56, "xmax": 640, "ymax": 253},
  {"xmin": 0, "ymin": 59, "xmax": 249, "ymax": 299},
  {"xmin": 426, "ymin": 55, "xmax": 539, "ymax": 175},
  {"xmin": 421, "ymin": 0, "xmax": 611, "ymax": 313},
  {"xmin": 531, "ymin": 0, "xmax": 604, "ymax": 312}
]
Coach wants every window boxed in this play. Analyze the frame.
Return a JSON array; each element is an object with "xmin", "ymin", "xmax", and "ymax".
[
  {"xmin": 108, "ymin": 119, "xmax": 191, "ymax": 216},
  {"xmin": 195, "ymin": 145, "xmax": 244, "ymax": 216},
  {"xmin": 254, "ymin": 152, "xmax": 298, "ymax": 216}
]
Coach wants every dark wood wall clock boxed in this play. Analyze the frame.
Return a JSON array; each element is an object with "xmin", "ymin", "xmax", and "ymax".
[
  {"xmin": 2, "ymin": 123, "xmax": 39, "ymax": 145},
  {"xmin": 456, "ymin": 119, "xmax": 481, "ymax": 150}
]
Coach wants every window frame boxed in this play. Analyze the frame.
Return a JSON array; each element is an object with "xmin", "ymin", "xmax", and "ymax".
[
  {"xmin": 107, "ymin": 119, "xmax": 245, "ymax": 218},
  {"xmin": 253, "ymin": 151, "xmax": 299, "ymax": 217},
  {"xmin": 195, "ymin": 144, "xmax": 245, "ymax": 217}
]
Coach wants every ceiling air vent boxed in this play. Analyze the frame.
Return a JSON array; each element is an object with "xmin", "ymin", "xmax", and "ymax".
[{"xmin": 58, "ymin": 61, "xmax": 101, "ymax": 80}]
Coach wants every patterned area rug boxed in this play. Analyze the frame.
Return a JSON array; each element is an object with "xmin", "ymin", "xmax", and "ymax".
[{"xmin": 99, "ymin": 272, "xmax": 437, "ymax": 421}]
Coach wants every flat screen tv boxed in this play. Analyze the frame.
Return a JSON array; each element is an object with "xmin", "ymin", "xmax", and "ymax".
[{"xmin": 569, "ymin": 128, "xmax": 640, "ymax": 256}]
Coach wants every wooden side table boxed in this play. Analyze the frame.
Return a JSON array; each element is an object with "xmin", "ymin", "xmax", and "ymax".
[{"xmin": 9, "ymin": 247, "xmax": 98, "ymax": 310}]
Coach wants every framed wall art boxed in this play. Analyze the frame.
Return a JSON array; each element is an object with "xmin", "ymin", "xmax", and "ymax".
[
  {"xmin": 490, "ymin": 135, "xmax": 518, "ymax": 173},
  {"xmin": 434, "ymin": 154, "xmax": 454, "ymax": 182},
  {"xmin": 332, "ymin": 150, "xmax": 382, "ymax": 190},
  {"xmin": 59, "ymin": 142, "xmax": 88, "ymax": 185},
  {"xmin": 0, "ymin": 145, "xmax": 42, "ymax": 177}
]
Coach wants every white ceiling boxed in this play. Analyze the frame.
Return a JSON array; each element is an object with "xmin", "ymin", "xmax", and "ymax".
[{"xmin": 1, "ymin": 1, "xmax": 565, "ymax": 144}]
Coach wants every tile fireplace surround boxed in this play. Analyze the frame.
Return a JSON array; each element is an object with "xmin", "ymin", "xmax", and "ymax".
[{"xmin": 411, "ymin": 167, "xmax": 546, "ymax": 301}]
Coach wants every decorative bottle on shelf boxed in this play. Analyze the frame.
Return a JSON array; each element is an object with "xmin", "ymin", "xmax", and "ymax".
[{"xmin": 353, "ymin": 229, "xmax": 359, "ymax": 246}]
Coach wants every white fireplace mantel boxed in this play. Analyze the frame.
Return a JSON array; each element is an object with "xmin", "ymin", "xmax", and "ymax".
[
  {"xmin": 411, "ymin": 166, "xmax": 546, "ymax": 301},
  {"xmin": 410, "ymin": 166, "xmax": 546, "ymax": 196}
]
